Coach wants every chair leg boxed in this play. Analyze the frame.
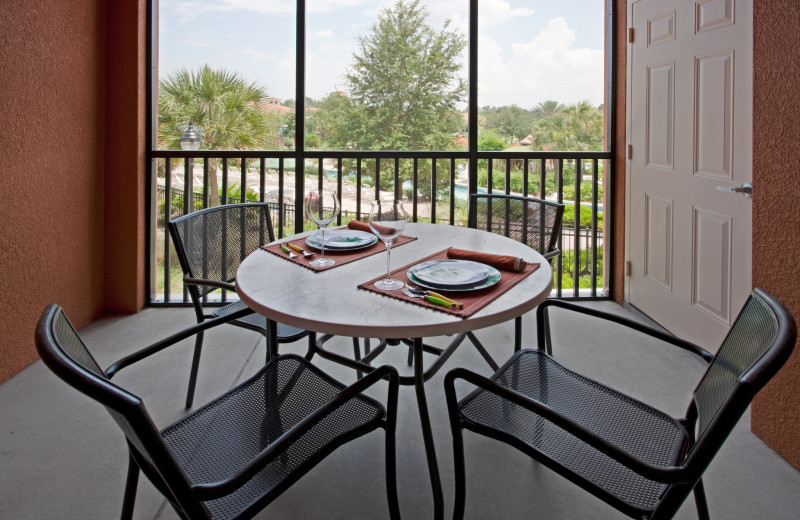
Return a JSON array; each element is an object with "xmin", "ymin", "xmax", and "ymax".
[
  {"xmin": 693, "ymin": 478, "xmax": 711, "ymax": 520},
  {"xmin": 385, "ymin": 408, "xmax": 400, "ymax": 519},
  {"xmin": 306, "ymin": 332, "xmax": 316, "ymax": 360},
  {"xmin": 184, "ymin": 331, "xmax": 204, "ymax": 408},
  {"xmin": 514, "ymin": 316, "xmax": 522, "ymax": 352},
  {"xmin": 121, "ymin": 453, "xmax": 140, "ymax": 520},
  {"xmin": 452, "ymin": 426, "xmax": 467, "ymax": 520},
  {"xmin": 352, "ymin": 337, "xmax": 363, "ymax": 380}
]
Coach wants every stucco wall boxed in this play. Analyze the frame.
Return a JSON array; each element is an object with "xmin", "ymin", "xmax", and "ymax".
[
  {"xmin": 751, "ymin": 0, "xmax": 800, "ymax": 469},
  {"xmin": 0, "ymin": 0, "xmax": 145, "ymax": 384},
  {"xmin": 103, "ymin": 1, "xmax": 146, "ymax": 313},
  {"xmin": 0, "ymin": 1, "xmax": 106, "ymax": 383}
]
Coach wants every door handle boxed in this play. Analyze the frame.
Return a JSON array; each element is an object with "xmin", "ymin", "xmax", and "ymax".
[{"xmin": 716, "ymin": 182, "xmax": 752, "ymax": 198}]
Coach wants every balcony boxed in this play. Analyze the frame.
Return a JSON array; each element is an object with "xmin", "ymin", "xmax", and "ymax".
[{"xmin": 3, "ymin": 303, "xmax": 800, "ymax": 518}]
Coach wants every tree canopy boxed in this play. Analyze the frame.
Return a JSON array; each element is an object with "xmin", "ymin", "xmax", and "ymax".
[
  {"xmin": 158, "ymin": 65, "xmax": 270, "ymax": 150},
  {"xmin": 531, "ymin": 100, "xmax": 603, "ymax": 152},
  {"xmin": 331, "ymin": 0, "xmax": 467, "ymax": 151},
  {"xmin": 158, "ymin": 65, "xmax": 271, "ymax": 205}
]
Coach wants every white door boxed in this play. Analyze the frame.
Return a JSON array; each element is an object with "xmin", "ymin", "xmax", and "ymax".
[{"xmin": 626, "ymin": 0, "xmax": 752, "ymax": 351}]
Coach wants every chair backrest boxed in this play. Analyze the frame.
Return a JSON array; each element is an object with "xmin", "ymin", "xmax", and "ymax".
[
  {"xmin": 659, "ymin": 289, "xmax": 796, "ymax": 515},
  {"xmin": 469, "ymin": 193, "xmax": 565, "ymax": 260},
  {"xmin": 35, "ymin": 305, "xmax": 206, "ymax": 518},
  {"xmin": 168, "ymin": 203, "xmax": 275, "ymax": 298}
]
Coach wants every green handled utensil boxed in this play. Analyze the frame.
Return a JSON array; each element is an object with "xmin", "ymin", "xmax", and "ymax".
[
  {"xmin": 280, "ymin": 244, "xmax": 297, "ymax": 258},
  {"xmin": 424, "ymin": 294, "xmax": 460, "ymax": 308},
  {"xmin": 402, "ymin": 287, "xmax": 461, "ymax": 308}
]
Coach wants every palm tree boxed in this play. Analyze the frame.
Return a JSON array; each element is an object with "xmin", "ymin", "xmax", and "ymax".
[
  {"xmin": 531, "ymin": 100, "xmax": 565, "ymax": 120},
  {"xmin": 531, "ymin": 100, "xmax": 602, "ymax": 152},
  {"xmin": 158, "ymin": 65, "xmax": 269, "ymax": 206}
]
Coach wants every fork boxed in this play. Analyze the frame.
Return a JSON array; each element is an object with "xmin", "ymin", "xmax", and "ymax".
[
  {"xmin": 280, "ymin": 244, "xmax": 298, "ymax": 258},
  {"xmin": 401, "ymin": 287, "xmax": 461, "ymax": 308},
  {"xmin": 287, "ymin": 243, "xmax": 315, "ymax": 258}
]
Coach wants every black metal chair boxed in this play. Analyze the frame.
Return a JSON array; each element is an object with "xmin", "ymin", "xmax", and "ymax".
[
  {"xmin": 467, "ymin": 193, "xmax": 565, "ymax": 354},
  {"xmin": 35, "ymin": 304, "xmax": 400, "ymax": 520},
  {"xmin": 168, "ymin": 202, "xmax": 315, "ymax": 407},
  {"xmin": 444, "ymin": 288, "xmax": 796, "ymax": 520}
]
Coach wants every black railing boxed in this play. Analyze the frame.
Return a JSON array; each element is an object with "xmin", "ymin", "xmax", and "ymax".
[{"xmin": 150, "ymin": 150, "xmax": 609, "ymax": 303}]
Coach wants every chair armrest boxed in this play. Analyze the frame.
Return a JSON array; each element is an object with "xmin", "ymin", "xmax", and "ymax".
[
  {"xmin": 542, "ymin": 247, "xmax": 561, "ymax": 261},
  {"xmin": 104, "ymin": 307, "xmax": 255, "ymax": 378},
  {"xmin": 535, "ymin": 299, "xmax": 713, "ymax": 362},
  {"xmin": 190, "ymin": 363, "xmax": 399, "ymax": 500},
  {"xmin": 183, "ymin": 275, "xmax": 236, "ymax": 293},
  {"xmin": 444, "ymin": 367, "xmax": 691, "ymax": 484}
]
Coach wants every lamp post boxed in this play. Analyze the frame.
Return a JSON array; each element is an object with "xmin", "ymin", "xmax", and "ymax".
[{"xmin": 180, "ymin": 126, "xmax": 201, "ymax": 211}]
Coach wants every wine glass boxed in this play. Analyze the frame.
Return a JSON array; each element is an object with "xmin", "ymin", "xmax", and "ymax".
[
  {"xmin": 369, "ymin": 199, "xmax": 408, "ymax": 290},
  {"xmin": 305, "ymin": 190, "xmax": 340, "ymax": 268}
]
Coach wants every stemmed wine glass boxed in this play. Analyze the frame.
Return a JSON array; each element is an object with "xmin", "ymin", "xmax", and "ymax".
[
  {"xmin": 369, "ymin": 199, "xmax": 408, "ymax": 290},
  {"xmin": 305, "ymin": 190, "xmax": 340, "ymax": 268}
]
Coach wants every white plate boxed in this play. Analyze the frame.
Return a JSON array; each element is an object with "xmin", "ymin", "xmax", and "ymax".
[
  {"xmin": 408, "ymin": 259, "xmax": 490, "ymax": 289},
  {"xmin": 305, "ymin": 229, "xmax": 378, "ymax": 250},
  {"xmin": 408, "ymin": 264, "xmax": 501, "ymax": 292}
]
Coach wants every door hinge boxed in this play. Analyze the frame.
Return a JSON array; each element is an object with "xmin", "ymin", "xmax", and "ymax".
[
  {"xmin": 627, "ymin": 144, "xmax": 633, "ymax": 160},
  {"xmin": 625, "ymin": 261, "xmax": 632, "ymax": 277},
  {"xmin": 628, "ymin": 28, "xmax": 634, "ymax": 43}
]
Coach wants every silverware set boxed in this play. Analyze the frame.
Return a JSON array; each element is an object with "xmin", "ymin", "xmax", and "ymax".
[{"xmin": 402, "ymin": 283, "xmax": 463, "ymax": 309}]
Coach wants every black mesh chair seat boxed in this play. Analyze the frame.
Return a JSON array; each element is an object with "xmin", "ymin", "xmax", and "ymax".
[
  {"xmin": 458, "ymin": 350, "xmax": 688, "ymax": 513},
  {"xmin": 35, "ymin": 305, "xmax": 400, "ymax": 520},
  {"xmin": 213, "ymin": 300, "xmax": 307, "ymax": 342},
  {"xmin": 445, "ymin": 289, "xmax": 796, "ymax": 520},
  {"xmin": 163, "ymin": 355, "xmax": 384, "ymax": 520}
]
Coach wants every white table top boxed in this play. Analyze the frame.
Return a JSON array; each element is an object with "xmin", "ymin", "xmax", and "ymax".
[{"xmin": 236, "ymin": 223, "xmax": 553, "ymax": 339}]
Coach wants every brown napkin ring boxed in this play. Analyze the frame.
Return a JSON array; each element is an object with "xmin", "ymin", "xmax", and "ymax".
[{"xmin": 446, "ymin": 247, "xmax": 527, "ymax": 272}]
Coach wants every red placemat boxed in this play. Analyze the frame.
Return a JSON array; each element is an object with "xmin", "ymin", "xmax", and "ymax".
[
  {"xmin": 357, "ymin": 248, "xmax": 540, "ymax": 318},
  {"xmin": 262, "ymin": 234, "xmax": 417, "ymax": 271}
]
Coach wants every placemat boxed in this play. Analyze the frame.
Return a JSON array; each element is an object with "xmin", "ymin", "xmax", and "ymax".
[
  {"xmin": 262, "ymin": 233, "xmax": 417, "ymax": 271},
  {"xmin": 357, "ymin": 248, "xmax": 540, "ymax": 318}
]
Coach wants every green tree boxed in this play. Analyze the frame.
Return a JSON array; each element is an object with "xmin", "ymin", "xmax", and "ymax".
[
  {"xmin": 482, "ymin": 105, "xmax": 534, "ymax": 141},
  {"xmin": 337, "ymin": 0, "xmax": 467, "ymax": 154},
  {"xmin": 158, "ymin": 65, "xmax": 269, "ymax": 206},
  {"xmin": 531, "ymin": 100, "xmax": 603, "ymax": 152},
  {"xmin": 531, "ymin": 100, "xmax": 565, "ymax": 120}
]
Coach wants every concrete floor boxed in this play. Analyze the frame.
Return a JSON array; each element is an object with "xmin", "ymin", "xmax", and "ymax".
[{"xmin": 2, "ymin": 302, "xmax": 800, "ymax": 519}]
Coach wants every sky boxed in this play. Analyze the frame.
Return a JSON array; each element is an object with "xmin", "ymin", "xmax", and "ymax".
[{"xmin": 158, "ymin": 0, "xmax": 607, "ymax": 109}]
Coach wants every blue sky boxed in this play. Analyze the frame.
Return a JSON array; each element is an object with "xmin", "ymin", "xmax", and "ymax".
[{"xmin": 159, "ymin": 0, "xmax": 606, "ymax": 109}]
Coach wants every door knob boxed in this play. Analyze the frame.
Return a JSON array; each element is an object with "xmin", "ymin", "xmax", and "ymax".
[{"xmin": 716, "ymin": 182, "xmax": 752, "ymax": 198}]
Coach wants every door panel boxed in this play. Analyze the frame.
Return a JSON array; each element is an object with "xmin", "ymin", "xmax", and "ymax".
[{"xmin": 627, "ymin": 0, "xmax": 751, "ymax": 350}]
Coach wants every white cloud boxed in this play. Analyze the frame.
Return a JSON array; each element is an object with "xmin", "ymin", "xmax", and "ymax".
[
  {"xmin": 180, "ymin": 38, "xmax": 214, "ymax": 48},
  {"xmin": 478, "ymin": 0, "xmax": 535, "ymax": 25},
  {"xmin": 313, "ymin": 29, "xmax": 335, "ymax": 39},
  {"xmin": 479, "ymin": 17, "xmax": 604, "ymax": 107}
]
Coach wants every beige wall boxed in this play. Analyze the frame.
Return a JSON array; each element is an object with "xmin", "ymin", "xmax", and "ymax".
[
  {"xmin": 751, "ymin": 0, "xmax": 800, "ymax": 469},
  {"xmin": 0, "ymin": 0, "xmax": 145, "ymax": 383}
]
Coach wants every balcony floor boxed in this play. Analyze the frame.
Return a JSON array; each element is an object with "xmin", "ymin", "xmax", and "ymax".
[{"xmin": 2, "ymin": 302, "xmax": 800, "ymax": 519}]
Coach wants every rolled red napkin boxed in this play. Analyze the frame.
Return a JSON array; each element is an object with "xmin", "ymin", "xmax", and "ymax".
[
  {"xmin": 446, "ymin": 247, "xmax": 528, "ymax": 272},
  {"xmin": 347, "ymin": 219, "xmax": 397, "ymax": 236}
]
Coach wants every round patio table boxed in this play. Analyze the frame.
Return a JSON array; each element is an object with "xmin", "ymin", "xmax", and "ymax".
[{"xmin": 237, "ymin": 222, "xmax": 553, "ymax": 519}]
